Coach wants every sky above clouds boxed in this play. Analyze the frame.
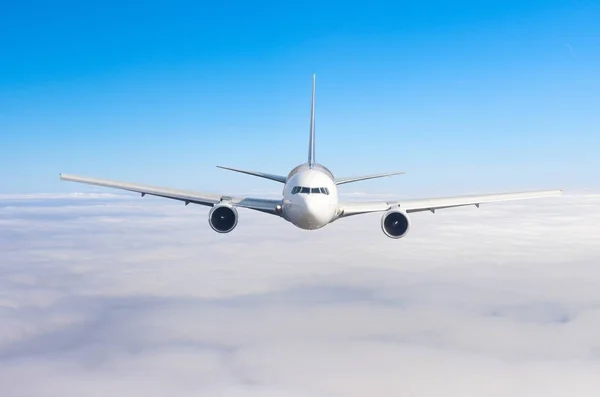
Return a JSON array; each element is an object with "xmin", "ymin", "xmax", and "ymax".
[
  {"xmin": 1, "ymin": 192, "xmax": 600, "ymax": 396},
  {"xmin": 1, "ymin": 0, "xmax": 599, "ymax": 193}
]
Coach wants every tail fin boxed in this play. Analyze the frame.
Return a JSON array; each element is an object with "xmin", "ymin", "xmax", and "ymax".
[{"xmin": 308, "ymin": 74, "xmax": 316, "ymax": 168}]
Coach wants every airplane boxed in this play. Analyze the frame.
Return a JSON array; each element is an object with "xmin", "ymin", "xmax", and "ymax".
[{"xmin": 60, "ymin": 75, "xmax": 562, "ymax": 239}]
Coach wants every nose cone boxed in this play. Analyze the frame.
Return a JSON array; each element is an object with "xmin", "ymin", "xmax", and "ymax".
[{"xmin": 301, "ymin": 196, "xmax": 331, "ymax": 229}]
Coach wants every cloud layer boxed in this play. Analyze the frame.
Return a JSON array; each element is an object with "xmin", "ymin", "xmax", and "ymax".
[{"xmin": 1, "ymin": 192, "xmax": 599, "ymax": 396}]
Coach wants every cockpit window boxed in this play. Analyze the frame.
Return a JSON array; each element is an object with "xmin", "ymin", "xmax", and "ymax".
[{"xmin": 293, "ymin": 186, "xmax": 330, "ymax": 194}]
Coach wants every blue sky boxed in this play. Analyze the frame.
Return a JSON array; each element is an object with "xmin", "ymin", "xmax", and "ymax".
[{"xmin": 1, "ymin": 0, "xmax": 598, "ymax": 195}]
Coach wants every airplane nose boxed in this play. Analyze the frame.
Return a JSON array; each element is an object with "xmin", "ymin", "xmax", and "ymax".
[
  {"xmin": 301, "ymin": 196, "xmax": 319, "ymax": 212},
  {"xmin": 303, "ymin": 197, "xmax": 317, "ymax": 212},
  {"xmin": 301, "ymin": 196, "xmax": 328, "ymax": 226}
]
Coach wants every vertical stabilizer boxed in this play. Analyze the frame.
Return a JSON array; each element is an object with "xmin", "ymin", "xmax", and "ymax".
[{"xmin": 308, "ymin": 74, "xmax": 316, "ymax": 168}]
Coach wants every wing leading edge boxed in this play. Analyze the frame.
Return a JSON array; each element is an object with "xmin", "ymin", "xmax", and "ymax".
[
  {"xmin": 338, "ymin": 189, "xmax": 562, "ymax": 217},
  {"xmin": 59, "ymin": 174, "xmax": 282, "ymax": 215}
]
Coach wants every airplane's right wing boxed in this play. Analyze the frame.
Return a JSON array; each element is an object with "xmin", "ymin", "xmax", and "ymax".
[
  {"xmin": 338, "ymin": 189, "xmax": 562, "ymax": 217},
  {"xmin": 59, "ymin": 174, "xmax": 282, "ymax": 215}
]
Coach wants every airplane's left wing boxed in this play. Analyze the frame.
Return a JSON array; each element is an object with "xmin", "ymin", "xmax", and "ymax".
[
  {"xmin": 59, "ymin": 174, "xmax": 282, "ymax": 215},
  {"xmin": 338, "ymin": 189, "xmax": 562, "ymax": 217}
]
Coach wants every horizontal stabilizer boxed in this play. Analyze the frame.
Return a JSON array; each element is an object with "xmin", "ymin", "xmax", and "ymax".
[
  {"xmin": 335, "ymin": 171, "xmax": 405, "ymax": 185},
  {"xmin": 217, "ymin": 166, "xmax": 287, "ymax": 183}
]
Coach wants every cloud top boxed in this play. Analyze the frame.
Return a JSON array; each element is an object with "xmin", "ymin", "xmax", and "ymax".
[{"xmin": 1, "ymin": 192, "xmax": 599, "ymax": 396}]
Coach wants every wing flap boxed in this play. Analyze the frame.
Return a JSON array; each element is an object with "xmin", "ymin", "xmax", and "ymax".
[
  {"xmin": 232, "ymin": 197, "xmax": 282, "ymax": 214},
  {"xmin": 338, "ymin": 201, "xmax": 391, "ymax": 217}
]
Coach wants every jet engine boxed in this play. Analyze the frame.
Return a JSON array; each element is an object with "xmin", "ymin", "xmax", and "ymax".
[
  {"xmin": 381, "ymin": 209, "xmax": 411, "ymax": 239},
  {"xmin": 208, "ymin": 204, "xmax": 238, "ymax": 233}
]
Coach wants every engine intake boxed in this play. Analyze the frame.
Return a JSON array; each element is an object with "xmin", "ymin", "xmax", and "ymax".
[
  {"xmin": 209, "ymin": 204, "xmax": 238, "ymax": 233},
  {"xmin": 381, "ymin": 210, "xmax": 410, "ymax": 239}
]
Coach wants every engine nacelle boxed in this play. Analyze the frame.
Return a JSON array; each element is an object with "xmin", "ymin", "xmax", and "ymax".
[
  {"xmin": 381, "ymin": 210, "xmax": 411, "ymax": 239},
  {"xmin": 208, "ymin": 204, "xmax": 238, "ymax": 233}
]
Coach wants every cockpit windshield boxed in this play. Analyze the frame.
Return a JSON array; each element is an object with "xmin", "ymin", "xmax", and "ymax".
[{"xmin": 292, "ymin": 186, "xmax": 329, "ymax": 195}]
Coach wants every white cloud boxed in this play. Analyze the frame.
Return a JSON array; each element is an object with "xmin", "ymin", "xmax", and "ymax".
[{"xmin": 1, "ymin": 192, "xmax": 599, "ymax": 396}]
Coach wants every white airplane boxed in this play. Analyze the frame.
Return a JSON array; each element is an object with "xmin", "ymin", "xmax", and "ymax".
[{"xmin": 60, "ymin": 75, "xmax": 562, "ymax": 238}]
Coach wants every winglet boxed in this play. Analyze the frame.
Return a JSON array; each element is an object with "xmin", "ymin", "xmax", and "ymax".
[{"xmin": 308, "ymin": 73, "xmax": 316, "ymax": 168}]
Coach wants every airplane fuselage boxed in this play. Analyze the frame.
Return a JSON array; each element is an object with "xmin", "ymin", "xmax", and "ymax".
[{"xmin": 281, "ymin": 163, "xmax": 339, "ymax": 230}]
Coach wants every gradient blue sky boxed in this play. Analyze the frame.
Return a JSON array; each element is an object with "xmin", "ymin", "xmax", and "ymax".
[{"xmin": 1, "ymin": 0, "xmax": 598, "ymax": 195}]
